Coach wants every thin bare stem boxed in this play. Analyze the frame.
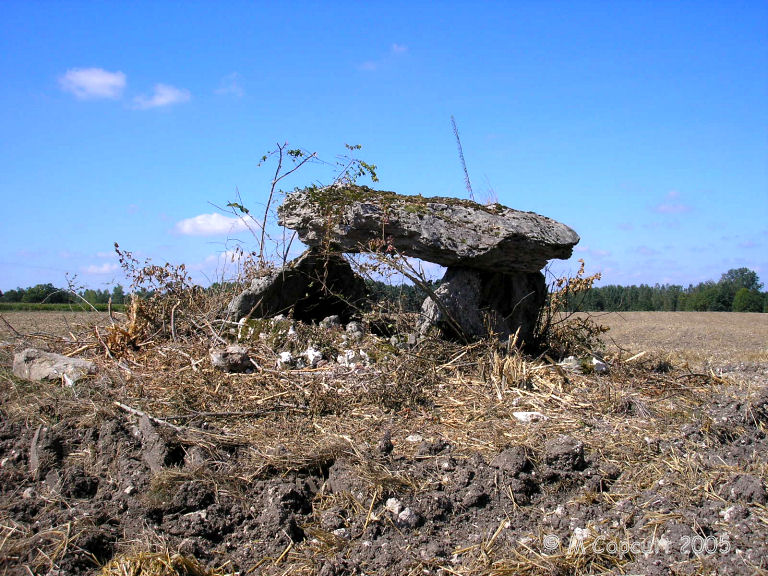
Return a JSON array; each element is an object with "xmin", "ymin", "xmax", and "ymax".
[{"xmin": 451, "ymin": 115, "xmax": 474, "ymax": 201}]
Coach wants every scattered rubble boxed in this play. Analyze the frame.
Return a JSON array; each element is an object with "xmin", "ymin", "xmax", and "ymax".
[
  {"xmin": 1, "ymin": 315, "xmax": 766, "ymax": 575},
  {"xmin": 209, "ymin": 344, "xmax": 251, "ymax": 373}
]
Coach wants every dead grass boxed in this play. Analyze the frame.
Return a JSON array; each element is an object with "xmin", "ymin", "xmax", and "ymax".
[{"xmin": 101, "ymin": 550, "xmax": 233, "ymax": 576}]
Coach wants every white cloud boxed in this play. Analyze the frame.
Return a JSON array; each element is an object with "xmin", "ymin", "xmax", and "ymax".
[
  {"xmin": 204, "ymin": 250, "xmax": 245, "ymax": 264},
  {"xmin": 84, "ymin": 262, "xmax": 119, "ymax": 274},
  {"xmin": 174, "ymin": 213, "xmax": 249, "ymax": 236},
  {"xmin": 359, "ymin": 60, "xmax": 378, "ymax": 71},
  {"xmin": 215, "ymin": 72, "xmax": 244, "ymax": 97},
  {"xmin": 574, "ymin": 246, "xmax": 611, "ymax": 257},
  {"xmin": 652, "ymin": 190, "xmax": 692, "ymax": 214},
  {"xmin": 133, "ymin": 83, "xmax": 191, "ymax": 109},
  {"xmin": 60, "ymin": 68, "xmax": 126, "ymax": 100},
  {"xmin": 359, "ymin": 43, "xmax": 408, "ymax": 71}
]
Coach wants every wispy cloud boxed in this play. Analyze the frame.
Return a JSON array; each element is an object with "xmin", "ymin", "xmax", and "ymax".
[
  {"xmin": 739, "ymin": 239, "xmax": 760, "ymax": 249},
  {"xmin": 133, "ymin": 83, "xmax": 191, "ymax": 109},
  {"xmin": 359, "ymin": 43, "xmax": 408, "ymax": 71},
  {"xmin": 643, "ymin": 220, "xmax": 682, "ymax": 230},
  {"xmin": 215, "ymin": 72, "xmax": 244, "ymax": 97},
  {"xmin": 182, "ymin": 250, "xmax": 252, "ymax": 284},
  {"xmin": 652, "ymin": 190, "xmax": 692, "ymax": 214},
  {"xmin": 635, "ymin": 245, "xmax": 659, "ymax": 256},
  {"xmin": 59, "ymin": 68, "xmax": 126, "ymax": 100},
  {"xmin": 174, "ymin": 213, "xmax": 249, "ymax": 236},
  {"xmin": 359, "ymin": 60, "xmax": 379, "ymax": 71},
  {"xmin": 197, "ymin": 250, "xmax": 248, "ymax": 273},
  {"xmin": 574, "ymin": 246, "xmax": 611, "ymax": 257},
  {"xmin": 83, "ymin": 262, "xmax": 119, "ymax": 274},
  {"xmin": 391, "ymin": 43, "xmax": 408, "ymax": 55}
]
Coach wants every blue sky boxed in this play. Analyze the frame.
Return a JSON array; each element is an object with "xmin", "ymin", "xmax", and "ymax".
[{"xmin": 1, "ymin": 0, "xmax": 766, "ymax": 292}]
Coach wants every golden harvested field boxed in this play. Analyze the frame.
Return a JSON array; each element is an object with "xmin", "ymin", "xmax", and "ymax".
[
  {"xmin": 0, "ymin": 311, "xmax": 109, "ymax": 340},
  {"xmin": 592, "ymin": 311, "xmax": 768, "ymax": 366}
]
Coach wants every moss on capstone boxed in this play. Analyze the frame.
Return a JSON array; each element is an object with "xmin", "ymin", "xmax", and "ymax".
[{"xmin": 283, "ymin": 184, "xmax": 511, "ymax": 221}]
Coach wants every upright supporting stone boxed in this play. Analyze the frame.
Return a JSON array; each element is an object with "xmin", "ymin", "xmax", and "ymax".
[
  {"xmin": 227, "ymin": 249, "xmax": 367, "ymax": 323},
  {"xmin": 418, "ymin": 267, "xmax": 546, "ymax": 344}
]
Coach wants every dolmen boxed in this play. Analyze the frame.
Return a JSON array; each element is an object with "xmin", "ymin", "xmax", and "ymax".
[{"xmin": 228, "ymin": 184, "xmax": 579, "ymax": 344}]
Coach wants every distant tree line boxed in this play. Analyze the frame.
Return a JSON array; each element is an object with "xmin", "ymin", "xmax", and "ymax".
[
  {"xmin": 2, "ymin": 267, "xmax": 765, "ymax": 314},
  {"xmin": 0, "ymin": 283, "xmax": 126, "ymax": 306},
  {"xmin": 570, "ymin": 268, "xmax": 767, "ymax": 313},
  {"xmin": 366, "ymin": 268, "xmax": 768, "ymax": 315},
  {"xmin": 366, "ymin": 279, "xmax": 438, "ymax": 312}
]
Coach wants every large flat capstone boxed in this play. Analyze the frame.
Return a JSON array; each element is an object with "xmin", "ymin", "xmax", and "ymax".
[{"xmin": 278, "ymin": 185, "xmax": 579, "ymax": 274}]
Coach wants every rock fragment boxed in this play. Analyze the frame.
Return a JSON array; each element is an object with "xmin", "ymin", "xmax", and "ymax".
[
  {"xmin": 13, "ymin": 348, "xmax": 96, "ymax": 383},
  {"xmin": 417, "ymin": 266, "xmax": 545, "ymax": 343},
  {"xmin": 210, "ymin": 345, "xmax": 251, "ymax": 372}
]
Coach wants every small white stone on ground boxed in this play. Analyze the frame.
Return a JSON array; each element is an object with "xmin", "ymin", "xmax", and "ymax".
[
  {"xmin": 385, "ymin": 497, "xmax": 403, "ymax": 515},
  {"xmin": 512, "ymin": 411, "xmax": 547, "ymax": 423}
]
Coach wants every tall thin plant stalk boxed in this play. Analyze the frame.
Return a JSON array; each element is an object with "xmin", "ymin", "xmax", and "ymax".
[{"xmin": 451, "ymin": 115, "xmax": 474, "ymax": 201}]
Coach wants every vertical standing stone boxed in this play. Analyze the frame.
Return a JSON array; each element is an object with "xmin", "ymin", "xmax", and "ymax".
[
  {"xmin": 418, "ymin": 267, "xmax": 545, "ymax": 343},
  {"xmin": 227, "ymin": 249, "xmax": 367, "ymax": 323}
]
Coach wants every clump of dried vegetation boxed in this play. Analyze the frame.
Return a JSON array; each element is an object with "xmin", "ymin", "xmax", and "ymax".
[{"xmin": 534, "ymin": 258, "xmax": 608, "ymax": 358}]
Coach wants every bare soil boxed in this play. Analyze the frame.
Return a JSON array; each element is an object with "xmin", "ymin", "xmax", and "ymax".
[{"xmin": 0, "ymin": 310, "xmax": 766, "ymax": 575}]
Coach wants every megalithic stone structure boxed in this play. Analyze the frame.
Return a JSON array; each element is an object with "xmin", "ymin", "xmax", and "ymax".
[{"xmin": 270, "ymin": 184, "xmax": 579, "ymax": 343}]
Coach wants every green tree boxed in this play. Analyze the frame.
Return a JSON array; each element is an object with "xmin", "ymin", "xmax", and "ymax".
[
  {"xmin": 719, "ymin": 268, "xmax": 763, "ymax": 292},
  {"xmin": 732, "ymin": 288, "xmax": 764, "ymax": 312},
  {"xmin": 22, "ymin": 283, "xmax": 59, "ymax": 303},
  {"xmin": 716, "ymin": 268, "xmax": 762, "ymax": 310},
  {"xmin": 112, "ymin": 284, "xmax": 125, "ymax": 305},
  {"xmin": 0, "ymin": 288, "xmax": 23, "ymax": 302}
]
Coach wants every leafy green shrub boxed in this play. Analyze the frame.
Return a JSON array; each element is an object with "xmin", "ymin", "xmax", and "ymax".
[{"xmin": 732, "ymin": 287, "xmax": 764, "ymax": 312}]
